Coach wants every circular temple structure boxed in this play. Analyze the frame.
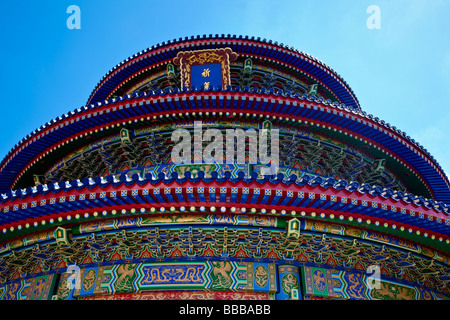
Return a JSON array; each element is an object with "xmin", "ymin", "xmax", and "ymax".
[{"xmin": 0, "ymin": 34, "xmax": 449, "ymax": 300}]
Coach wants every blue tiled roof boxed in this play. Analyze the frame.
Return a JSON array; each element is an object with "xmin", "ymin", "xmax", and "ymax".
[
  {"xmin": 1, "ymin": 170, "xmax": 448, "ymax": 236},
  {"xmin": 86, "ymin": 34, "xmax": 360, "ymax": 109},
  {"xmin": 1, "ymin": 87, "xmax": 449, "ymax": 203}
]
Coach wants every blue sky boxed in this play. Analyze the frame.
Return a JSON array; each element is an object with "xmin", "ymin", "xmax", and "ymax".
[{"xmin": 0, "ymin": 0, "xmax": 449, "ymax": 180}]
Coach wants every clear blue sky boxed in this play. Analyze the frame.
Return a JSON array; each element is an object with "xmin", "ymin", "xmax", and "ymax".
[{"xmin": 0, "ymin": 0, "xmax": 449, "ymax": 180}]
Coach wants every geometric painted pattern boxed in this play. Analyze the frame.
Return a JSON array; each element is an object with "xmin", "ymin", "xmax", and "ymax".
[
  {"xmin": 53, "ymin": 261, "xmax": 276, "ymax": 300},
  {"xmin": 1, "ymin": 215, "xmax": 448, "ymax": 300}
]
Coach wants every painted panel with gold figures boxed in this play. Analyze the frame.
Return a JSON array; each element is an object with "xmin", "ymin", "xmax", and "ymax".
[{"xmin": 55, "ymin": 261, "xmax": 278, "ymax": 299}]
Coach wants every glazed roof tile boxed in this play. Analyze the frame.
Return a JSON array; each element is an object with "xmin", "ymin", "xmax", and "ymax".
[
  {"xmin": 1, "ymin": 87, "xmax": 448, "ymax": 203},
  {"xmin": 0, "ymin": 171, "xmax": 448, "ymax": 241},
  {"xmin": 86, "ymin": 34, "xmax": 360, "ymax": 108}
]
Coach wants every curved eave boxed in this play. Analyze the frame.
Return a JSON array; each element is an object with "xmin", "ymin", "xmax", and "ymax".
[
  {"xmin": 0, "ymin": 172, "xmax": 449, "ymax": 253},
  {"xmin": 1, "ymin": 89, "xmax": 449, "ymax": 205},
  {"xmin": 85, "ymin": 35, "xmax": 360, "ymax": 109}
]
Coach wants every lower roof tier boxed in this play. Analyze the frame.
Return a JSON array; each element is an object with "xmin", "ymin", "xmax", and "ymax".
[{"xmin": 0, "ymin": 172, "xmax": 449, "ymax": 254}]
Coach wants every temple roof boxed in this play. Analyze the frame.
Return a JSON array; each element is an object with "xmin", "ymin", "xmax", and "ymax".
[
  {"xmin": 0, "ymin": 34, "xmax": 449, "ymax": 239},
  {"xmin": 0, "ymin": 170, "xmax": 449, "ymax": 252},
  {"xmin": 0, "ymin": 87, "xmax": 449, "ymax": 205},
  {"xmin": 85, "ymin": 34, "xmax": 360, "ymax": 109}
]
